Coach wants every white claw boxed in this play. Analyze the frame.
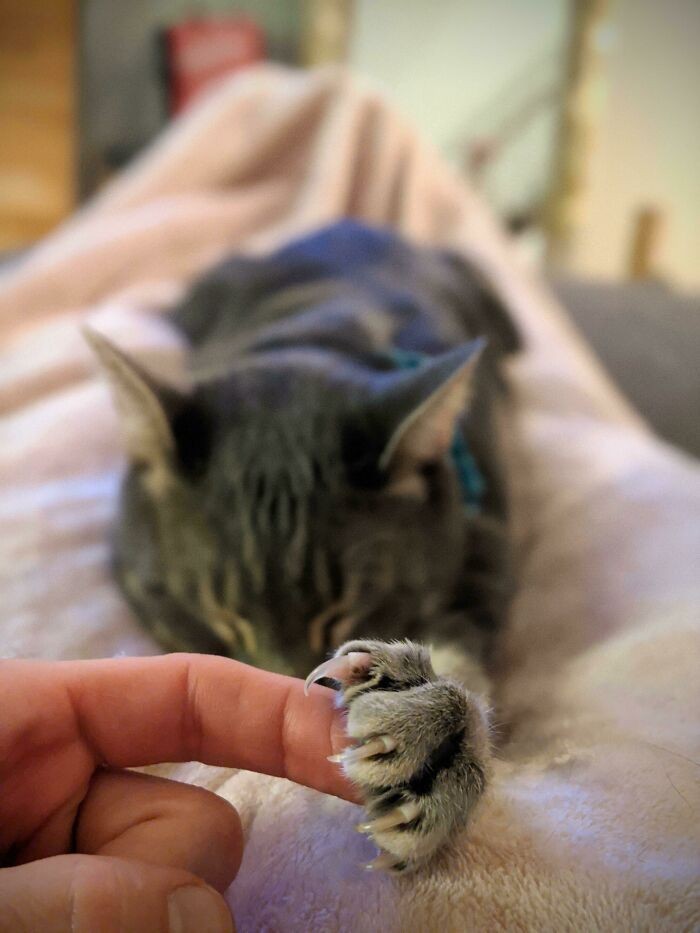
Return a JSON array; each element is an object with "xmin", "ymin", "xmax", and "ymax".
[
  {"xmin": 327, "ymin": 735, "xmax": 396, "ymax": 768},
  {"xmin": 364, "ymin": 852, "xmax": 403, "ymax": 872},
  {"xmin": 303, "ymin": 652, "xmax": 373, "ymax": 695},
  {"xmin": 349, "ymin": 735, "xmax": 396, "ymax": 760},
  {"xmin": 357, "ymin": 801, "xmax": 421, "ymax": 835}
]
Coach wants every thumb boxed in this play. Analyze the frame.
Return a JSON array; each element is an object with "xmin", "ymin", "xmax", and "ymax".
[{"xmin": 0, "ymin": 854, "xmax": 234, "ymax": 933}]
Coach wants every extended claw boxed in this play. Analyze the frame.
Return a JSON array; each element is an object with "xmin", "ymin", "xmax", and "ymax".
[
  {"xmin": 363, "ymin": 852, "xmax": 406, "ymax": 872},
  {"xmin": 357, "ymin": 801, "xmax": 421, "ymax": 835},
  {"xmin": 304, "ymin": 651, "xmax": 373, "ymax": 695},
  {"xmin": 327, "ymin": 734, "xmax": 396, "ymax": 765}
]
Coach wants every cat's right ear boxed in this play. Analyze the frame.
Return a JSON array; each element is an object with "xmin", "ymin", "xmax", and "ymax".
[{"xmin": 83, "ymin": 327, "xmax": 177, "ymax": 481}]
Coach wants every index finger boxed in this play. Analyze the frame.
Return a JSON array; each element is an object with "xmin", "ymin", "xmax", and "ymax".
[{"xmin": 3, "ymin": 654, "xmax": 359, "ymax": 803}]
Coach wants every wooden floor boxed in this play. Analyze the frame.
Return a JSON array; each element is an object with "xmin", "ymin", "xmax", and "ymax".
[{"xmin": 0, "ymin": 0, "xmax": 76, "ymax": 250}]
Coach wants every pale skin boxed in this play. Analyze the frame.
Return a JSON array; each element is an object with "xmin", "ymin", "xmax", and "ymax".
[{"xmin": 0, "ymin": 654, "xmax": 358, "ymax": 932}]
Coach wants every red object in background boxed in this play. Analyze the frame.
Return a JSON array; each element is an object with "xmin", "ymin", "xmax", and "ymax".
[{"xmin": 163, "ymin": 17, "xmax": 266, "ymax": 115}]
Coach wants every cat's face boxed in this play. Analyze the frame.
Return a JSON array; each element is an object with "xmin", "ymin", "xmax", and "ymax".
[{"xmin": 87, "ymin": 331, "xmax": 481, "ymax": 675}]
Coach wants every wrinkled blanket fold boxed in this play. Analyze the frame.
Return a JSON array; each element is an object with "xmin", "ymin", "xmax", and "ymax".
[{"xmin": 1, "ymin": 66, "xmax": 698, "ymax": 931}]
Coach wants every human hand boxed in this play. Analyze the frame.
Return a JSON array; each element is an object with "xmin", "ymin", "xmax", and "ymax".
[{"xmin": 0, "ymin": 653, "xmax": 356, "ymax": 932}]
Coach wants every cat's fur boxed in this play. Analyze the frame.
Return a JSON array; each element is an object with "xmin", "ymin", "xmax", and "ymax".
[{"xmin": 89, "ymin": 220, "xmax": 519, "ymax": 869}]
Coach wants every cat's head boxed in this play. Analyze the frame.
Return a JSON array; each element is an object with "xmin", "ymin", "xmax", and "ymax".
[{"xmin": 87, "ymin": 329, "xmax": 483, "ymax": 675}]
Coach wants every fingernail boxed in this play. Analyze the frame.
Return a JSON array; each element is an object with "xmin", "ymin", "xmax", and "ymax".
[{"xmin": 168, "ymin": 885, "xmax": 233, "ymax": 933}]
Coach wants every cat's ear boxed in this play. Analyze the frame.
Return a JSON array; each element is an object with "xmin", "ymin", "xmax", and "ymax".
[
  {"xmin": 379, "ymin": 339, "xmax": 485, "ymax": 478},
  {"xmin": 84, "ymin": 327, "xmax": 177, "ymax": 475}
]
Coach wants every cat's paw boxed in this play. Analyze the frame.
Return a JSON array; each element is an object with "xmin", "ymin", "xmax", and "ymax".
[{"xmin": 305, "ymin": 639, "xmax": 491, "ymax": 872}]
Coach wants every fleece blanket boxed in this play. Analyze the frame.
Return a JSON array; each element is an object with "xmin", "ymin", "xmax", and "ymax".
[{"xmin": 1, "ymin": 66, "xmax": 698, "ymax": 932}]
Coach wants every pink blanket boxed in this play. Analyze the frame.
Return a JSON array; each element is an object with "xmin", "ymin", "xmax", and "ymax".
[{"xmin": 1, "ymin": 66, "xmax": 699, "ymax": 931}]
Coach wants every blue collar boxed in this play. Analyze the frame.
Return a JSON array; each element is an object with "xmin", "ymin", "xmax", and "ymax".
[{"xmin": 387, "ymin": 348, "xmax": 484, "ymax": 514}]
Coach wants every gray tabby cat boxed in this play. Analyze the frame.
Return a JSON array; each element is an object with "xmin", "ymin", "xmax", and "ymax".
[{"xmin": 87, "ymin": 221, "xmax": 519, "ymax": 872}]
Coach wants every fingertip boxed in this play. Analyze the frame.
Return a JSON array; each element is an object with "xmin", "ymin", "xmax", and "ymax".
[{"xmin": 282, "ymin": 678, "xmax": 362, "ymax": 804}]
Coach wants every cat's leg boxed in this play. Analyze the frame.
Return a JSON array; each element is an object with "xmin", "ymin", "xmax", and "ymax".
[{"xmin": 305, "ymin": 639, "xmax": 491, "ymax": 871}]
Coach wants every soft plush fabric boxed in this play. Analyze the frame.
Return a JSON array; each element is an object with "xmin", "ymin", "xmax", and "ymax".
[{"xmin": 1, "ymin": 66, "xmax": 698, "ymax": 931}]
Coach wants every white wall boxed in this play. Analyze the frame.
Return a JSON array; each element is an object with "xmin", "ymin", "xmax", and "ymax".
[
  {"xmin": 349, "ymin": 0, "xmax": 700, "ymax": 290},
  {"xmin": 348, "ymin": 0, "xmax": 568, "ymax": 218},
  {"xmin": 569, "ymin": 0, "xmax": 700, "ymax": 290}
]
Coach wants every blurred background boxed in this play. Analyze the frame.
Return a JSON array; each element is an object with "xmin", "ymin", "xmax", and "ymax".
[{"xmin": 1, "ymin": 0, "xmax": 698, "ymax": 454}]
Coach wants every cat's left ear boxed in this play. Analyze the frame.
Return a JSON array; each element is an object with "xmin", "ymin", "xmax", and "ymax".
[
  {"xmin": 83, "ymin": 327, "xmax": 178, "ymax": 477},
  {"xmin": 380, "ymin": 339, "xmax": 485, "ymax": 479}
]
